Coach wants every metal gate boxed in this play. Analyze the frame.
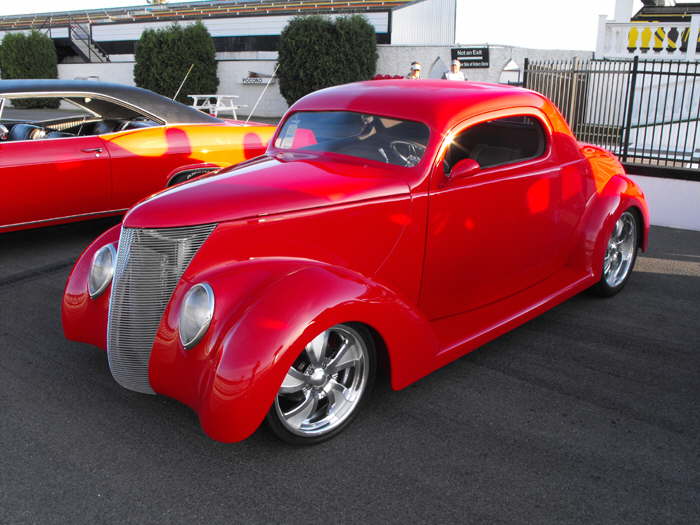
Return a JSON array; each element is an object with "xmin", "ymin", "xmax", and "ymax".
[{"xmin": 523, "ymin": 57, "xmax": 700, "ymax": 172}]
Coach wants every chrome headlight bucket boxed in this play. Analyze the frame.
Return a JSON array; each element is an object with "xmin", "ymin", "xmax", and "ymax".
[
  {"xmin": 179, "ymin": 283, "xmax": 215, "ymax": 350},
  {"xmin": 88, "ymin": 243, "xmax": 116, "ymax": 299}
]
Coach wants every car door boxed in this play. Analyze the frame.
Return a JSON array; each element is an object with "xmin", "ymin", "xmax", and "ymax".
[
  {"xmin": 103, "ymin": 124, "xmax": 197, "ymax": 210},
  {"xmin": 419, "ymin": 109, "xmax": 581, "ymax": 320},
  {"xmin": 0, "ymin": 135, "xmax": 110, "ymax": 228}
]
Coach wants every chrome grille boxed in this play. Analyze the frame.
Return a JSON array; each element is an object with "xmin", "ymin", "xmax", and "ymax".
[{"xmin": 107, "ymin": 223, "xmax": 216, "ymax": 394}]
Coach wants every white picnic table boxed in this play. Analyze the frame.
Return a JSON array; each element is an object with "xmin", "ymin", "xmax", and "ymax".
[{"xmin": 188, "ymin": 94, "xmax": 248, "ymax": 119}]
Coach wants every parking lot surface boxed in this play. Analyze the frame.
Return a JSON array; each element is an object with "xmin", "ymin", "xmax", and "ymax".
[{"xmin": 1, "ymin": 219, "xmax": 698, "ymax": 524}]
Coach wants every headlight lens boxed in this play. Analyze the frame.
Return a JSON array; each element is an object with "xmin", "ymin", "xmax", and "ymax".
[
  {"xmin": 88, "ymin": 243, "xmax": 116, "ymax": 298},
  {"xmin": 179, "ymin": 283, "xmax": 215, "ymax": 350}
]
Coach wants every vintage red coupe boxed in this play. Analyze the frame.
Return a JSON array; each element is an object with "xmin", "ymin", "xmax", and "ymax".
[
  {"xmin": 62, "ymin": 80, "xmax": 649, "ymax": 444},
  {"xmin": 0, "ymin": 79, "xmax": 275, "ymax": 233}
]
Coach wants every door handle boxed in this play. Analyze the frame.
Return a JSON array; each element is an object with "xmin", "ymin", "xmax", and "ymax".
[{"xmin": 82, "ymin": 147, "xmax": 103, "ymax": 153}]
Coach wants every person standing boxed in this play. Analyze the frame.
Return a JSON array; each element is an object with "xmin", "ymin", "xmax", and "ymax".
[
  {"xmin": 443, "ymin": 59, "xmax": 466, "ymax": 81},
  {"xmin": 406, "ymin": 61, "xmax": 421, "ymax": 79}
]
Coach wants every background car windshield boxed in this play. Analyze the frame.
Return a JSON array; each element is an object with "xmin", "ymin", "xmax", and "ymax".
[{"xmin": 275, "ymin": 111, "xmax": 430, "ymax": 167}]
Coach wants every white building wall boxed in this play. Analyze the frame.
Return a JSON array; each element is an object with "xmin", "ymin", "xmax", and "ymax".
[
  {"xmin": 217, "ymin": 60, "xmax": 288, "ymax": 118},
  {"xmin": 628, "ymin": 175, "xmax": 700, "ymax": 231},
  {"xmin": 54, "ymin": 44, "xmax": 591, "ymax": 119},
  {"xmin": 58, "ymin": 62, "xmax": 135, "ymax": 85},
  {"xmin": 0, "ymin": 27, "xmax": 68, "ymax": 39},
  {"xmin": 56, "ymin": 59, "xmax": 287, "ymax": 118},
  {"xmin": 391, "ymin": 0, "xmax": 455, "ymax": 45},
  {"xmin": 377, "ymin": 44, "xmax": 590, "ymax": 81},
  {"xmin": 92, "ymin": 13, "xmax": 389, "ymax": 42}
]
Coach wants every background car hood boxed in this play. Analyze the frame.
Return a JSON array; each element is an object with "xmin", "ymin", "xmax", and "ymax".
[{"xmin": 124, "ymin": 154, "xmax": 411, "ymax": 228}]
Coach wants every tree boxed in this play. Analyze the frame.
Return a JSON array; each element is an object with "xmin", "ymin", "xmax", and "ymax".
[
  {"xmin": 134, "ymin": 21, "xmax": 218, "ymax": 104},
  {"xmin": 277, "ymin": 15, "xmax": 377, "ymax": 106},
  {"xmin": 0, "ymin": 30, "xmax": 59, "ymax": 108}
]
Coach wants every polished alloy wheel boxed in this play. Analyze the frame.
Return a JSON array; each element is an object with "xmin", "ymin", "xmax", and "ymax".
[
  {"xmin": 603, "ymin": 211, "xmax": 637, "ymax": 288},
  {"xmin": 273, "ymin": 324, "xmax": 370, "ymax": 438}
]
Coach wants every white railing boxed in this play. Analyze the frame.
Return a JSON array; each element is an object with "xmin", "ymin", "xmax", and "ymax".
[{"xmin": 597, "ymin": 15, "xmax": 700, "ymax": 60}]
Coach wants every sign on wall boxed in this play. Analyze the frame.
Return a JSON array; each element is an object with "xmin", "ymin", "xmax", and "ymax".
[
  {"xmin": 241, "ymin": 77, "xmax": 276, "ymax": 85},
  {"xmin": 452, "ymin": 47, "xmax": 490, "ymax": 69}
]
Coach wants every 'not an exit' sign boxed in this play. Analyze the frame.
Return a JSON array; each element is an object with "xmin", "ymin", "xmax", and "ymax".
[{"xmin": 452, "ymin": 47, "xmax": 490, "ymax": 69}]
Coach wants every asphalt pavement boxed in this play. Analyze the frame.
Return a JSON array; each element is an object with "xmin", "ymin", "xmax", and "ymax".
[{"xmin": 1, "ymin": 219, "xmax": 698, "ymax": 524}]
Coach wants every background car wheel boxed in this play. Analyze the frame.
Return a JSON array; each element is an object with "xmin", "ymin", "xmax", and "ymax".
[
  {"xmin": 591, "ymin": 209, "xmax": 639, "ymax": 297},
  {"xmin": 266, "ymin": 323, "xmax": 376, "ymax": 445}
]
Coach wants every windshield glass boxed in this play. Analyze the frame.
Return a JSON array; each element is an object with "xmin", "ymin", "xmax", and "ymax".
[{"xmin": 274, "ymin": 111, "xmax": 430, "ymax": 167}]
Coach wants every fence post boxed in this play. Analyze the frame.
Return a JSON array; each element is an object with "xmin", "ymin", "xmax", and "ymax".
[
  {"xmin": 568, "ymin": 57, "xmax": 580, "ymax": 129},
  {"xmin": 523, "ymin": 58, "xmax": 529, "ymax": 88},
  {"xmin": 689, "ymin": 14, "xmax": 700, "ymax": 61},
  {"xmin": 621, "ymin": 56, "xmax": 639, "ymax": 162}
]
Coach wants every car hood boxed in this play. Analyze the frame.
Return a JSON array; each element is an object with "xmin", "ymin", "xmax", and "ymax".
[{"xmin": 124, "ymin": 153, "xmax": 411, "ymax": 228}]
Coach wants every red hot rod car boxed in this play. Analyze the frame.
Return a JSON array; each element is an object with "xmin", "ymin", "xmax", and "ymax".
[
  {"xmin": 63, "ymin": 80, "xmax": 649, "ymax": 444},
  {"xmin": 0, "ymin": 80, "xmax": 275, "ymax": 233}
]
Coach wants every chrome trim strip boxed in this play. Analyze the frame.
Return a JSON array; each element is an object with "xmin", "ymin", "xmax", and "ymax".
[{"xmin": 0, "ymin": 209, "xmax": 128, "ymax": 230}]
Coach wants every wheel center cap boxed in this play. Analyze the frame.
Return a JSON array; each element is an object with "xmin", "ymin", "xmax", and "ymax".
[{"xmin": 309, "ymin": 368, "xmax": 327, "ymax": 387}]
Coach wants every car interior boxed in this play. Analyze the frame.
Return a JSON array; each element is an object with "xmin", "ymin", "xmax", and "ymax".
[
  {"xmin": 444, "ymin": 115, "xmax": 547, "ymax": 172},
  {"xmin": 0, "ymin": 95, "xmax": 160, "ymax": 141},
  {"xmin": 276, "ymin": 112, "xmax": 431, "ymax": 167}
]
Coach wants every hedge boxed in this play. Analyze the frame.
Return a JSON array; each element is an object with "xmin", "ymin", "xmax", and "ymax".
[
  {"xmin": 0, "ymin": 30, "xmax": 59, "ymax": 109},
  {"xmin": 277, "ymin": 15, "xmax": 377, "ymax": 105},
  {"xmin": 134, "ymin": 21, "xmax": 218, "ymax": 104}
]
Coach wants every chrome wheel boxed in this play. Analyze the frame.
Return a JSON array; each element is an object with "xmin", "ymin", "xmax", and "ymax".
[
  {"xmin": 603, "ymin": 211, "xmax": 637, "ymax": 288},
  {"xmin": 273, "ymin": 324, "xmax": 371, "ymax": 438}
]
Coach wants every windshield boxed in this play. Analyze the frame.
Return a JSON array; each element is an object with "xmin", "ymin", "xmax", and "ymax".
[{"xmin": 274, "ymin": 111, "xmax": 430, "ymax": 167}]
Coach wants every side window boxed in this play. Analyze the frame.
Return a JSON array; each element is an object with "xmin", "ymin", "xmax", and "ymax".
[
  {"xmin": 2, "ymin": 97, "xmax": 93, "ymax": 141},
  {"xmin": 1, "ymin": 96, "xmax": 159, "ymax": 142},
  {"xmin": 445, "ymin": 115, "xmax": 547, "ymax": 172}
]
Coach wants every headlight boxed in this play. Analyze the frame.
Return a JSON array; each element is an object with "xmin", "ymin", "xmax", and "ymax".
[
  {"xmin": 179, "ymin": 283, "xmax": 215, "ymax": 350},
  {"xmin": 88, "ymin": 243, "xmax": 116, "ymax": 299}
]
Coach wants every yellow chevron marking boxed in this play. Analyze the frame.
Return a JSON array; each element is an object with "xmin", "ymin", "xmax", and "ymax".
[{"xmin": 653, "ymin": 27, "xmax": 665, "ymax": 50}]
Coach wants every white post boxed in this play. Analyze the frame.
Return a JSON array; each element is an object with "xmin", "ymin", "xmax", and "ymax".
[
  {"xmin": 614, "ymin": 0, "xmax": 635, "ymax": 23},
  {"xmin": 688, "ymin": 14, "xmax": 700, "ymax": 61},
  {"xmin": 596, "ymin": 14, "xmax": 609, "ymax": 57}
]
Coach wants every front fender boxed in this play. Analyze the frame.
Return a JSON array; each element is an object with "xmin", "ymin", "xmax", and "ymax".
[
  {"xmin": 62, "ymin": 223, "xmax": 122, "ymax": 348},
  {"xmin": 149, "ymin": 258, "xmax": 436, "ymax": 443}
]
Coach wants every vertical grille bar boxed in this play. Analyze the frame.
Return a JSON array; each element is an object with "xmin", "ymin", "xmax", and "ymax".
[{"xmin": 107, "ymin": 223, "xmax": 216, "ymax": 394}]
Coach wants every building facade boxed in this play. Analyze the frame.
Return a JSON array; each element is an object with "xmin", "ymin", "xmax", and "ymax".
[{"xmin": 0, "ymin": 0, "xmax": 588, "ymax": 117}]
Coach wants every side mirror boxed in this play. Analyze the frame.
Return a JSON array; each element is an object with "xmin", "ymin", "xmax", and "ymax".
[{"xmin": 449, "ymin": 158, "xmax": 481, "ymax": 180}]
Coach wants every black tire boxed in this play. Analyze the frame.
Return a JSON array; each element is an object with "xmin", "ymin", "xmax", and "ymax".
[
  {"xmin": 590, "ymin": 209, "xmax": 640, "ymax": 297},
  {"xmin": 266, "ymin": 323, "xmax": 376, "ymax": 445}
]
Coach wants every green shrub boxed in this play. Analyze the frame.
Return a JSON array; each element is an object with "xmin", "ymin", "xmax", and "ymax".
[
  {"xmin": 134, "ymin": 21, "xmax": 218, "ymax": 104},
  {"xmin": 0, "ymin": 30, "xmax": 59, "ymax": 108},
  {"xmin": 278, "ymin": 15, "xmax": 377, "ymax": 106}
]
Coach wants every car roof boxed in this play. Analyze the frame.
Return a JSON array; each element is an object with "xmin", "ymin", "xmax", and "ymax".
[
  {"xmin": 0, "ymin": 79, "xmax": 221, "ymax": 125},
  {"xmin": 290, "ymin": 80, "xmax": 569, "ymax": 133}
]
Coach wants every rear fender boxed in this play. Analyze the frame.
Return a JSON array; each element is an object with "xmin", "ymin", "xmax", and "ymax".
[{"xmin": 570, "ymin": 174, "xmax": 649, "ymax": 278}]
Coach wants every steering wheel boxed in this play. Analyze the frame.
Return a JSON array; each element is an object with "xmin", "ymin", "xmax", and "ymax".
[{"xmin": 389, "ymin": 140, "xmax": 425, "ymax": 167}]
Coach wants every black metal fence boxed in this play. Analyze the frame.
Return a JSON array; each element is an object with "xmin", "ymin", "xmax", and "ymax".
[{"xmin": 523, "ymin": 57, "xmax": 700, "ymax": 175}]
